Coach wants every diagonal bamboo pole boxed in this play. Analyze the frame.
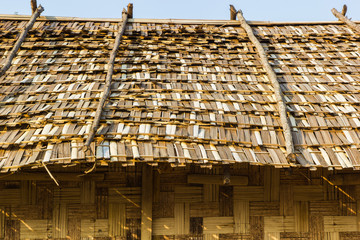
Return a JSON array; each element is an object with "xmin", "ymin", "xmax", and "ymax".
[
  {"xmin": 0, "ymin": 5, "xmax": 44, "ymax": 77},
  {"xmin": 332, "ymin": 7, "xmax": 360, "ymax": 34},
  {"xmin": 237, "ymin": 10, "xmax": 296, "ymax": 162},
  {"xmin": 83, "ymin": 10, "xmax": 129, "ymax": 152}
]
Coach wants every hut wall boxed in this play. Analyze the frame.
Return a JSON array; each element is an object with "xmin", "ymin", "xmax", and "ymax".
[{"xmin": 0, "ymin": 163, "xmax": 359, "ymax": 239}]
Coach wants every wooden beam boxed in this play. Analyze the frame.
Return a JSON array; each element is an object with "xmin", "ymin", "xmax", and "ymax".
[
  {"xmin": 237, "ymin": 10, "xmax": 295, "ymax": 162},
  {"xmin": 230, "ymin": 5, "xmax": 237, "ymax": 20},
  {"xmin": 332, "ymin": 7, "xmax": 360, "ymax": 34},
  {"xmin": 127, "ymin": 3, "xmax": 133, "ymax": 18},
  {"xmin": 83, "ymin": 10, "xmax": 128, "ymax": 151},
  {"xmin": 31, "ymin": 0, "xmax": 37, "ymax": 14},
  {"xmin": 187, "ymin": 174, "xmax": 248, "ymax": 185},
  {"xmin": 141, "ymin": 164, "xmax": 153, "ymax": 240},
  {"xmin": 341, "ymin": 4, "xmax": 347, "ymax": 16},
  {"xmin": 0, "ymin": 5, "xmax": 44, "ymax": 77}
]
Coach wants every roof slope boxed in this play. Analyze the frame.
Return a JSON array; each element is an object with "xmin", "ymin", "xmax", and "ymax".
[{"xmin": 0, "ymin": 17, "xmax": 359, "ymax": 171}]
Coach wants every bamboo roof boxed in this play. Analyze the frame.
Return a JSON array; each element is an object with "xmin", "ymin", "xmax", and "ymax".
[{"xmin": 0, "ymin": 15, "xmax": 360, "ymax": 171}]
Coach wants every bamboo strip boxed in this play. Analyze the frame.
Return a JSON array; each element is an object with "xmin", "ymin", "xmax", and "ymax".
[
  {"xmin": 237, "ymin": 10, "xmax": 295, "ymax": 162},
  {"xmin": 294, "ymin": 201, "xmax": 309, "ymax": 232},
  {"xmin": 0, "ymin": 207, "xmax": 4, "ymax": 238},
  {"xmin": 141, "ymin": 164, "xmax": 153, "ymax": 240},
  {"xmin": 234, "ymin": 200, "xmax": 249, "ymax": 233},
  {"xmin": 83, "ymin": 10, "xmax": 128, "ymax": 151},
  {"xmin": 109, "ymin": 203, "xmax": 126, "ymax": 237},
  {"xmin": 53, "ymin": 204, "xmax": 67, "ymax": 238},
  {"xmin": 0, "ymin": 5, "xmax": 44, "ymax": 77},
  {"xmin": 174, "ymin": 203, "xmax": 190, "ymax": 234},
  {"xmin": 332, "ymin": 8, "xmax": 360, "ymax": 34}
]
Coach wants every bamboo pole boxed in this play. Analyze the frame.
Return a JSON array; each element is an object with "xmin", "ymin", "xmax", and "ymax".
[
  {"xmin": 31, "ymin": 0, "xmax": 37, "ymax": 14},
  {"xmin": 230, "ymin": 5, "xmax": 237, "ymax": 20},
  {"xmin": 141, "ymin": 164, "xmax": 153, "ymax": 240},
  {"xmin": 83, "ymin": 10, "xmax": 128, "ymax": 151},
  {"xmin": 0, "ymin": 5, "xmax": 44, "ymax": 77},
  {"xmin": 237, "ymin": 10, "xmax": 295, "ymax": 162},
  {"xmin": 127, "ymin": 3, "xmax": 133, "ymax": 18},
  {"xmin": 332, "ymin": 7, "xmax": 360, "ymax": 34}
]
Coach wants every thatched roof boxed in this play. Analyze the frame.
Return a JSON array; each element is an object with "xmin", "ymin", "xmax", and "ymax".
[{"xmin": 0, "ymin": 15, "xmax": 360, "ymax": 171}]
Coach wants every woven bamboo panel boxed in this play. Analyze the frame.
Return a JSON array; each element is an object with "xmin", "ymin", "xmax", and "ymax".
[
  {"xmin": 323, "ymin": 216, "xmax": 357, "ymax": 232},
  {"xmin": 81, "ymin": 219, "xmax": 108, "ymax": 238},
  {"xmin": 0, "ymin": 164, "xmax": 358, "ymax": 239},
  {"xmin": 20, "ymin": 220, "xmax": 50, "ymax": 239},
  {"xmin": 203, "ymin": 217, "xmax": 234, "ymax": 234}
]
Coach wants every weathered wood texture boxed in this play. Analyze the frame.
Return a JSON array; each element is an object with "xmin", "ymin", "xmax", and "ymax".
[
  {"xmin": 0, "ymin": 163, "xmax": 357, "ymax": 239},
  {"xmin": 237, "ymin": 10, "xmax": 295, "ymax": 162},
  {"xmin": 332, "ymin": 7, "xmax": 360, "ymax": 34},
  {"xmin": 0, "ymin": 5, "xmax": 44, "ymax": 77}
]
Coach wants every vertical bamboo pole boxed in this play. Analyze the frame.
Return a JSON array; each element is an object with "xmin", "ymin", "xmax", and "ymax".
[
  {"xmin": 31, "ymin": 0, "xmax": 37, "ymax": 13},
  {"xmin": 141, "ymin": 164, "xmax": 153, "ymax": 240},
  {"xmin": 0, "ymin": 207, "xmax": 4, "ymax": 238},
  {"xmin": 230, "ymin": 5, "xmax": 237, "ymax": 20}
]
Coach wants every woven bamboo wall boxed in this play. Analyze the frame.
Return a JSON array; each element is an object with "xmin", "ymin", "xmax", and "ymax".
[{"xmin": 0, "ymin": 163, "xmax": 359, "ymax": 239}]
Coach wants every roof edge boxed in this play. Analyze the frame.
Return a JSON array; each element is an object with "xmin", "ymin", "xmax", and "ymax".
[{"xmin": 0, "ymin": 14, "xmax": 359, "ymax": 25}]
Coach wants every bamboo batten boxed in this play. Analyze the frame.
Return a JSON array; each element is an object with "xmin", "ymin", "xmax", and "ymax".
[
  {"xmin": 83, "ymin": 10, "xmax": 129, "ymax": 151},
  {"xmin": 0, "ymin": 5, "xmax": 44, "ymax": 77},
  {"xmin": 236, "ymin": 10, "xmax": 296, "ymax": 162},
  {"xmin": 332, "ymin": 7, "xmax": 360, "ymax": 34}
]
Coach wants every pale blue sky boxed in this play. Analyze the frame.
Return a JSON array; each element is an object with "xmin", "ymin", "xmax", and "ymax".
[{"xmin": 1, "ymin": 0, "xmax": 359, "ymax": 21}]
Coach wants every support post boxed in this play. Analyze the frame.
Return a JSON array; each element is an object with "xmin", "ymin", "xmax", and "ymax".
[
  {"xmin": 83, "ymin": 10, "xmax": 129, "ymax": 151},
  {"xmin": 141, "ymin": 164, "xmax": 153, "ymax": 239},
  {"xmin": 127, "ymin": 3, "xmax": 133, "ymax": 18},
  {"xmin": 237, "ymin": 10, "xmax": 296, "ymax": 162},
  {"xmin": 332, "ymin": 6, "xmax": 360, "ymax": 34},
  {"xmin": 31, "ymin": 0, "xmax": 37, "ymax": 14},
  {"xmin": 0, "ymin": 5, "xmax": 44, "ymax": 77},
  {"xmin": 230, "ymin": 5, "xmax": 237, "ymax": 20}
]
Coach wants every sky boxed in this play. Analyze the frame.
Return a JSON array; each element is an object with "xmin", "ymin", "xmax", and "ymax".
[{"xmin": 1, "ymin": 0, "xmax": 359, "ymax": 22}]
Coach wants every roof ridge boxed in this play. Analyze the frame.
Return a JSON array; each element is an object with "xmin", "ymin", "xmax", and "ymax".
[{"xmin": 0, "ymin": 14, "xmax": 359, "ymax": 25}]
